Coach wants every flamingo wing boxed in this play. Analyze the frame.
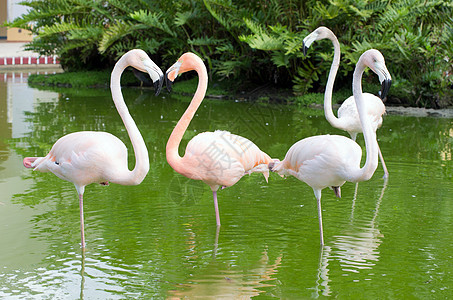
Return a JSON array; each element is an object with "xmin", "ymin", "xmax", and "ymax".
[
  {"xmin": 31, "ymin": 131, "xmax": 128, "ymax": 186},
  {"xmin": 272, "ymin": 135, "xmax": 362, "ymax": 190},
  {"xmin": 183, "ymin": 130, "xmax": 271, "ymax": 188}
]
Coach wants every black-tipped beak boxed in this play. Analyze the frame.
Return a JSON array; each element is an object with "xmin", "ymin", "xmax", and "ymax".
[
  {"xmin": 379, "ymin": 79, "xmax": 392, "ymax": 100},
  {"xmin": 165, "ymin": 61, "xmax": 182, "ymax": 93},
  {"xmin": 154, "ymin": 74, "xmax": 164, "ymax": 96},
  {"xmin": 302, "ymin": 41, "xmax": 308, "ymax": 56},
  {"xmin": 165, "ymin": 70, "xmax": 173, "ymax": 93}
]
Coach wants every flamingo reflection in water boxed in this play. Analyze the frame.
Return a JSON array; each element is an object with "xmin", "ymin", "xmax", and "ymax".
[
  {"xmin": 312, "ymin": 179, "xmax": 388, "ymax": 297},
  {"xmin": 167, "ymin": 227, "xmax": 282, "ymax": 299}
]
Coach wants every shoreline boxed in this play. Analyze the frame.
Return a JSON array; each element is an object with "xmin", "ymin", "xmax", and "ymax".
[
  {"xmin": 1, "ymin": 67, "xmax": 452, "ymax": 118},
  {"xmin": 384, "ymin": 106, "xmax": 453, "ymax": 118}
]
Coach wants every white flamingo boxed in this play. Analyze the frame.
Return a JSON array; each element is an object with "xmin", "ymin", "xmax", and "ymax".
[
  {"xmin": 303, "ymin": 27, "xmax": 390, "ymax": 178},
  {"xmin": 23, "ymin": 49, "xmax": 164, "ymax": 248}
]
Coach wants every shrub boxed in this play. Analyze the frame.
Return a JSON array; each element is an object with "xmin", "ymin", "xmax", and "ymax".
[{"xmin": 4, "ymin": 0, "xmax": 453, "ymax": 107}]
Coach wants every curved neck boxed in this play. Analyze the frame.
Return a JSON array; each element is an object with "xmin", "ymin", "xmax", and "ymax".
[
  {"xmin": 166, "ymin": 62, "xmax": 208, "ymax": 174},
  {"xmin": 349, "ymin": 62, "xmax": 378, "ymax": 182},
  {"xmin": 110, "ymin": 59, "xmax": 149, "ymax": 185},
  {"xmin": 324, "ymin": 34, "xmax": 343, "ymax": 128}
]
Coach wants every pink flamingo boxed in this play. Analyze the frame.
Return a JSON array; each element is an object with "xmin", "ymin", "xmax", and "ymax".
[
  {"xmin": 270, "ymin": 49, "xmax": 392, "ymax": 245},
  {"xmin": 23, "ymin": 49, "xmax": 164, "ymax": 248},
  {"xmin": 165, "ymin": 52, "xmax": 273, "ymax": 226},
  {"xmin": 303, "ymin": 27, "xmax": 389, "ymax": 178}
]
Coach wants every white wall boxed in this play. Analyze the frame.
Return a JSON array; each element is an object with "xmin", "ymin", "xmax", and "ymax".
[{"xmin": 7, "ymin": 0, "xmax": 30, "ymax": 22}]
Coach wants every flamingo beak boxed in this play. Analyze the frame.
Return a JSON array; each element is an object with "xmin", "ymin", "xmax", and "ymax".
[
  {"xmin": 154, "ymin": 74, "xmax": 164, "ymax": 96},
  {"xmin": 379, "ymin": 79, "xmax": 392, "ymax": 100},
  {"xmin": 165, "ymin": 72, "xmax": 173, "ymax": 93},
  {"xmin": 143, "ymin": 60, "xmax": 164, "ymax": 96},
  {"xmin": 376, "ymin": 62, "xmax": 392, "ymax": 100},
  {"xmin": 302, "ymin": 30, "xmax": 319, "ymax": 57},
  {"xmin": 165, "ymin": 61, "xmax": 182, "ymax": 93}
]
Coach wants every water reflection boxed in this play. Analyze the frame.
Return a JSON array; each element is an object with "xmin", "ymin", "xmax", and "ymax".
[
  {"xmin": 167, "ymin": 227, "xmax": 282, "ymax": 299},
  {"xmin": 334, "ymin": 180, "xmax": 387, "ymax": 272},
  {"xmin": 311, "ymin": 180, "xmax": 387, "ymax": 297},
  {"xmin": 312, "ymin": 245, "xmax": 332, "ymax": 297},
  {"xmin": 1, "ymin": 72, "xmax": 453, "ymax": 298}
]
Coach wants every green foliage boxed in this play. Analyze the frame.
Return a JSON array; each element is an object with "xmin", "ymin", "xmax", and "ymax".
[
  {"xmin": 3, "ymin": 0, "xmax": 453, "ymax": 107},
  {"xmin": 28, "ymin": 70, "xmax": 142, "ymax": 88}
]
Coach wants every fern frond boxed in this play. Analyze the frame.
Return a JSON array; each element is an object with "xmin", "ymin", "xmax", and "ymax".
[
  {"xmin": 271, "ymin": 51, "xmax": 290, "ymax": 68},
  {"xmin": 216, "ymin": 43, "xmax": 234, "ymax": 54},
  {"xmin": 240, "ymin": 18, "xmax": 283, "ymax": 51},
  {"xmin": 107, "ymin": 0, "xmax": 137, "ymax": 14},
  {"xmin": 174, "ymin": 11, "xmax": 193, "ymax": 26},
  {"xmin": 135, "ymin": 38, "xmax": 162, "ymax": 54},
  {"xmin": 38, "ymin": 22, "xmax": 81, "ymax": 37},
  {"xmin": 129, "ymin": 10, "xmax": 176, "ymax": 37},
  {"xmin": 68, "ymin": 26, "xmax": 103, "ymax": 41},
  {"xmin": 203, "ymin": 0, "xmax": 240, "ymax": 30},
  {"xmin": 283, "ymin": 34, "xmax": 304, "ymax": 55},
  {"xmin": 99, "ymin": 21, "xmax": 144, "ymax": 53}
]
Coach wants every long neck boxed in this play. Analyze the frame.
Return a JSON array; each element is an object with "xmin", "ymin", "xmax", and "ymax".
[
  {"xmin": 349, "ymin": 62, "xmax": 379, "ymax": 182},
  {"xmin": 324, "ymin": 34, "xmax": 343, "ymax": 129},
  {"xmin": 166, "ymin": 63, "xmax": 208, "ymax": 175},
  {"xmin": 110, "ymin": 59, "xmax": 149, "ymax": 185}
]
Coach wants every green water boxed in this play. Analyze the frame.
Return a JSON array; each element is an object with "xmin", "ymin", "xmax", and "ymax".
[{"xmin": 0, "ymin": 72, "xmax": 452, "ymax": 299}]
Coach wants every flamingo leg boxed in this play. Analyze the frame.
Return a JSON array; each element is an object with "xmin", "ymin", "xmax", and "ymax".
[
  {"xmin": 314, "ymin": 189, "xmax": 324, "ymax": 246},
  {"xmin": 213, "ymin": 190, "xmax": 221, "ymax": 227},
  {"xmin": 79, "ymin": 194, "xmax": 86, "ymax": 248},
  {"xmin": 377, "ymin": 143, "xmax": 389, "ymax": 179}
]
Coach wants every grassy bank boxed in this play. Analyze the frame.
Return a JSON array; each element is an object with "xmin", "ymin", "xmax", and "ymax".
[{"xmin": 28, "ymin": 70, "xmax": 401, "ymax": 107}]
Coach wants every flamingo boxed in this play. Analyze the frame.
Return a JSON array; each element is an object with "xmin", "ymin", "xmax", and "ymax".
[
  {"xmin": 23, "ymin": 49, "xmax": 164, "ymax": 248},
  {"xmin": 303, "ymin": 27, "xmax": 390, "ymax": 178},
  {"xmin": 269, "ymin": 49, "xmax": 392, "ymax": 246},
  {"xmin": 165, "ymin": 52, "xmax": 273, "ymax": 227}
]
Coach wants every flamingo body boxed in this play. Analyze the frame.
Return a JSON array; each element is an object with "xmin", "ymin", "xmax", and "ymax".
[
  {"xmin": 337, "ymin": 93, "xmax": 386, "ymax": 139},
  {"xmin": 181, "ymin": 130, "xmax": 271, "ymax": 190},
  {"xmin": 24, "ymin": 131, "xmax": 129, "ymax": 189},
  {"xmin": 273, "ymin": 135, "xmax": 362, "ymax": 190}
]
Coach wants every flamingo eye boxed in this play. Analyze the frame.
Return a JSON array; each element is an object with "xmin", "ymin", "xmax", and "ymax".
[{"xmin": 55, "ymin": 161, "xmax": 59, "ymax": 165}]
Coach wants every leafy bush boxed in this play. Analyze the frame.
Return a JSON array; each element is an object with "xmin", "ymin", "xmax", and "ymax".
[{"xmin": 4, "ymin": 0, "xmax": 453, "ymax": 107}]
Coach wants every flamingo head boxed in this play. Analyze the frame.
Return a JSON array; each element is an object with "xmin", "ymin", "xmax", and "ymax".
[
  {"xmin": 302, "ymin": 26, "xmax": 334, "ymax": 56},
  {"xmin": 165, "ymin": 52, "xmax": 205, "ymax": 92},
  {"xmin": 125, "ymin": 49, "xmax": 164, "ymax": 96},
  {"xmin": 361, "ymin": 49, "xmax": 392, "ymax": 100}
]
